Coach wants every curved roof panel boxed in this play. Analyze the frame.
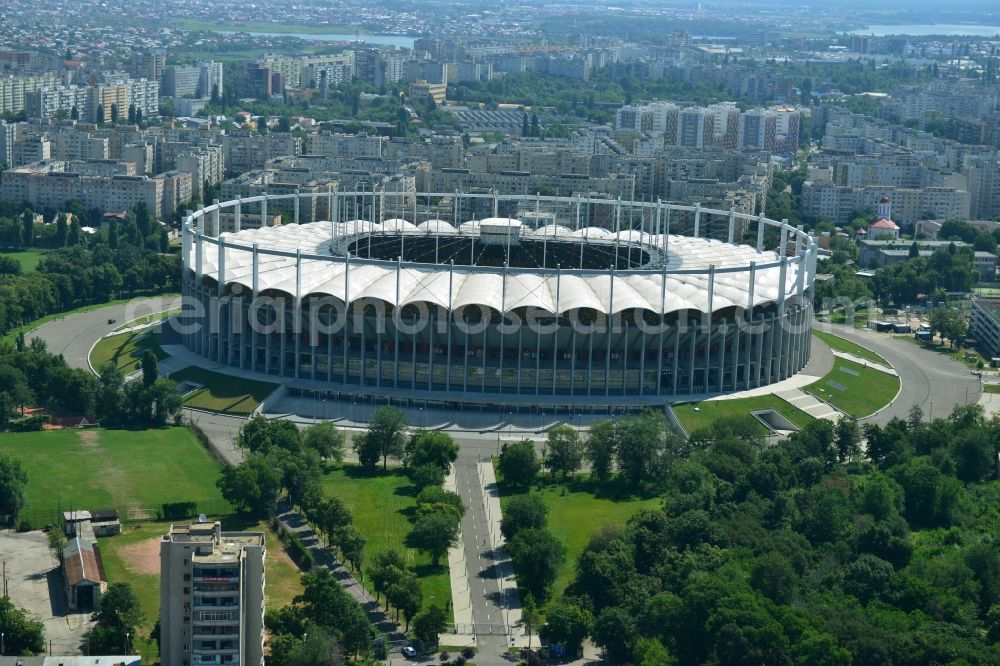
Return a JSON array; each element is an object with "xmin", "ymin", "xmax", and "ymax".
[{"xmin": 191, "ymin": 220, "xmax": 810, "ymax": 316}]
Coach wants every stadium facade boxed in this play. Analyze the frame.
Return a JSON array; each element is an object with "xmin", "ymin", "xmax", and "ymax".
[{"xmin": 180, "ymin": 192, "xmax": 817, "ymax": 408}]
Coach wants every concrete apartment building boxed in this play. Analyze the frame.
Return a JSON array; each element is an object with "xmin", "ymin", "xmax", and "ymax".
[
  {"xmin": 0, "ymin": 160, "xmax": 185, "ymax": 219},
  {"xmin": 160, "ymin": 521, "xmax": 265, "ymax": 666}
]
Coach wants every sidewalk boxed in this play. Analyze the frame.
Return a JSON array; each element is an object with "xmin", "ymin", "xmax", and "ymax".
[
  {"xmin": 444, "ymin": 465, "xmax": 476, "ymax": 647},
  {"xmin": 829, "ymin": 349, "xmax": 897, "ymax": 375}
]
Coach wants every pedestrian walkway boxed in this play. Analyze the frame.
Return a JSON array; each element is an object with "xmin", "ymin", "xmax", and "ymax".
[
  {"xmin": 829, "ymin": 349, "xmax": 897, "ymax": 375},
  {"xmin": 776, "ymin": 389, "xmax": 843, "ymax": 421}
]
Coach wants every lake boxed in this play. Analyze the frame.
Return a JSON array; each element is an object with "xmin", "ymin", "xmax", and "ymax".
[
  {"xmin": 852, "ymin": 23, "xmax": 1000, "ymax": 37},
  {"xmin": 218, "ymin": 30, "xmax": 416, "ymax": 49}
]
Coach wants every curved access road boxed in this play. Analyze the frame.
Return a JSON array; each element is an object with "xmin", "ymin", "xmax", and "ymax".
[
  {"xmin": 29, "ymin": 295, "xmax": 181, "ymax": 373},
  {"xmin": 817, "ymin": 324, "xmax": 980, "ymax": 425}
]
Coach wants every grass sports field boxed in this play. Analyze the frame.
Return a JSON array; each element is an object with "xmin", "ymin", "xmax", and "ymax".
[
  {"xmin": 672, "ymin": 394, "xmax": 814, "ymax": 435},
  {"xmin": 321, "ymin": 464, "xmax": 451, "ymax": 615},
  {"xmin": 803, "ymin": 358, "xmax": 900, "ymax": 418},
  {"xmin": 169, "ymin": 366, "xmax": 278, "ymax": 414},
  {"xmin": 0, "ymin": 427, "xmax": 230, "ymax": 521}
]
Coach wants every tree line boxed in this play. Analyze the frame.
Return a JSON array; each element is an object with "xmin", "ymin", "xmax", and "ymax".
[{"xmin": 525, "ymin": 405, "xmax": 1000, "ymax": 665}]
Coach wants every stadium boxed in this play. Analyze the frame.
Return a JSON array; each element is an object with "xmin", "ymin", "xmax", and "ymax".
[{"xmin": 179, "ymin": 192, "xmax": 817, "ymax": 411}]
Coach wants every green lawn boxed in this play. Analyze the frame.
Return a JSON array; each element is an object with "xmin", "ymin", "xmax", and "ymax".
[
  {"xmin": 0, "ymin": 427, "xmax": 230, "ymax": 521},
  {"xmin": 90, "ymin": 330, "xmax": 167, "ymax": 373},
  {"xmin": 100, "ymin": 516, "xmax": 304, "ymax": 661},
  {"xmin": 0, "ymin": 248, "xmax": 47, "ymax": 272},
  {"xmin": 496, "ymin": 473, "xmax": 660, "ymax": 605},
  {"xmin": 169, "ymin": 366, "xmax": 278, "ymax": 415},
  {"xmin": 813, "ymin": 330, "xmax": 888, "ymax": 365},
  {"xmin": 321, "ymin": 464, "xmax": 451, "ymax": 616},
  {"xmin": 672, "ymin": 394, "xmax": 815, "ymax": 435},
  {"xmin": 982, "ymin": 384, "xmax": 1000, "ymax": 394},
  {"xmin": 803, "ymin": 358, "xmax": 900, "ymax": 418}
]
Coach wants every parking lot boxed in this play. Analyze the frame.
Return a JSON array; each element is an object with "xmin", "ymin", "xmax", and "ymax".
[{"xmin": 0, "ymin": 529, "xmax": 94, "ymax": 655}]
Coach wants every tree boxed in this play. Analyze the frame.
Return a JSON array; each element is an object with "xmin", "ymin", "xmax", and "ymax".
[
  {"xmin": 413, "ymin": 604, "xmax": 447, "ymax": 647},
  {"xmin": 500, "ymin": 493, "xmax": 548, "ymax": 539},
  {"xmin": 415, "ymin": 486, "xmax": 465, "ymax": 520},
  {"xmin": 499, "ymin": 440, "xmax": 540, "ymax": 488},
  {"xmin": 110, "ymin": 103, "xmax": 119, "ymax": 124},
  {"xmin": 271, "ymin": 627, "xmax": 343, "ymax": 666},
  {"xmin": 316, "ymin": 495, "xmax": 353, "ymax": 546},
  {"xmin": 368, "ymin": 549, "xmax": 406, "ymax": 603},
  {"xmin": 633, "ymin": 637, "xmax": 677, "ymax": 666},
  {"xmin": 302, "ymin": 421, "xmax": 346, "ymax": 461},
  {"xmin": 135, "ymin": 108, "xmax": 143, "ymax": 125},
  {"xmin": 140, "ymin": 350, "xmax": 158, "ymax": 387},
  {"xmin": 335, "ymin": 524, "xmax": 365, "ymax": 574},
  {"xmin": 544, "ymin": 425, "xmax": 584, "ymax": 478},
  {"xmin": 96, "ymin": 104, "xmax": 104, "ymax": 124},
  {"xmin": 0, "ymin": 596, "xmax": 45, "ymax": 655},
  {"xmin": 295, "ymin": 569, "xmax": 372, "ymax": 658},
  {"xmin": 593, "ymin": 606, "xmax": 637, "ymax": 664},
  {"xmin": 88, "ymin": 582, "xmax": 143, "ymax": 653},
  {"xmin": 834, "ymin": 416, "xmax": 861, "ymax": 463},
  {"xmin": 386, "ymin": 569, "xmax": 422, "ymax": 629},
  {"xmin": 0, "ymin": 453, "xmax": 28, "ymax": 524},
  {"xmin": 540, "ymin": 602, "xmax": 593, "ymax": 655},
  {"xmin": 352, "ymin": 432, "xmax": 380, "ymax": 469},
  {"xmin": 585, "ymin": 420, "xmax": 617, "ymax": 482},
  {"xmin": 127, "ymin": 103, "xmax": 136, "ymax": 124},
  {"xmin": 749, "ymin": 552, "xmax": 797, "ymax": 604},
  {"xmin": 928, "ymin": 306, "xmax": 968, "ymax": 349},
  {"xmin": 70, "ymin": 104, "xmax": 78, "ymax": 121},
  {"xmin": 366, "ymin": 406, "xmax": 407, "ymax": 469},
  {"xmin": 521, "ymin": 592, "xmax": 540, "ymax": 648},
  {"xmin": 134, "ymin": 201, "xmax": 151, "ymax": 239},
  {"xmin": 216, "ymin": 456, "xmax": 282, "ymax": 515},
  {"xmin": 409, "ymin": 463, "xmax": 445, "ymax": 489},
  {"xmin": 506, "ymin": 528, "xmax": 565, "ymax": 599},
  {"xmin": 405, "ymin": 430, "xmax": 458, "ymax": 471},
  {"xmin": 408, "ymin": 510, "xmax": 460, "ymax": 566}
]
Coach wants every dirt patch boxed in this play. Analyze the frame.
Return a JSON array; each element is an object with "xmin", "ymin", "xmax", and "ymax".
[
  {"xmin": 77, "ymin": 430, "xmax": 100, "ymax": 447},
  {"xmin": 118, "ymin": 536, "xmax": 161, "ymax": 576}
]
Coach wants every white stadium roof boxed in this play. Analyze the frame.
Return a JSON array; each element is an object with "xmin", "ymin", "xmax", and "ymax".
[{"xmin": 189, "ymin": 221, "xmax": 808, "ymax": 316}]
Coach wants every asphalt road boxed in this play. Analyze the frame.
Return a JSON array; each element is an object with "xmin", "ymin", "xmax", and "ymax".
[
  {"xmin": 29, "ymin": 295, "xmax": 181, "ymax": 372},
  {"xmin": 817, "ymin": 324, "xmax": 981, "ymax": 424}
]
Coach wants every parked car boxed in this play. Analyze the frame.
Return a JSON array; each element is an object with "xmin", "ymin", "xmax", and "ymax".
[{"xmin": 401, "ymin": 646, "xmax": 417, "ymax": 658}]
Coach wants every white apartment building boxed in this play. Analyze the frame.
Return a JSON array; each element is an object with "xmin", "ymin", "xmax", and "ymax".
[
  {"xmin": 0, "ymin": 74, "xmax": 64, "ymax": 114},
  {"xmin": 160, "ymin": 521, "xmax": 265, "ymax": 666},
  {"xmin": 305, "ymin": 131, "xmax": 384, "ymax": 159},
  {"xmin": 1, "ymin": 160, "xmax": 168, "ymax": 218},
  {"xmin": 801, "ymin": 181, "xmax": 971, "ymax": 225}
]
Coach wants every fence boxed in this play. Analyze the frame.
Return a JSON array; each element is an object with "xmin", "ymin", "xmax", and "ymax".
[{"xmin": 17, "ymin": 498, "xmax": 234, "ymax": 531}]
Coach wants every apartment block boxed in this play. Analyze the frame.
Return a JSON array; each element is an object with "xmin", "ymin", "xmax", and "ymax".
[
  {"xmin": 160, "ymin": 521, "xmax": 265, "ymax": 666},
  {"xmin": 1, "ymin": 160, "xmax": 168, "ymax": 218}
]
